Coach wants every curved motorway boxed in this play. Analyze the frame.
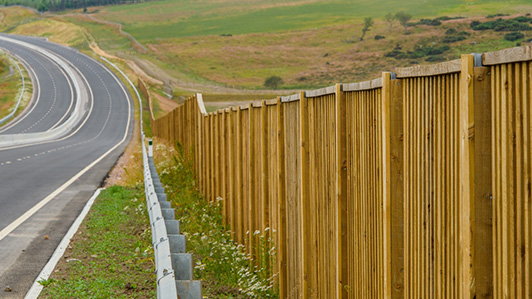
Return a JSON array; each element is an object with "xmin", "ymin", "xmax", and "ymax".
[{"xmin": 0, "ymin": 34, "xmax": 134, "ymax": 297}]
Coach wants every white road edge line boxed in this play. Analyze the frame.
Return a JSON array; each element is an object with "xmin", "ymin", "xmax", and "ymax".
[
  {"xmin": 23, "ymin": 188, "xmax": 104, "ymax": 299},
  {"xmin": 0, "ymin": 57, "xmax": 132, "ymax": 242}
]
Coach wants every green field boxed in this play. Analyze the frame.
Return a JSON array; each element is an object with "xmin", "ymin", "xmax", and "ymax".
[
  {"xmin": 98, "ymin": 0, "xmax": 528, "ymax": 40},
  {"xmin": 3, "ymin": 0, "xmax": 532, "ymax": 93}
]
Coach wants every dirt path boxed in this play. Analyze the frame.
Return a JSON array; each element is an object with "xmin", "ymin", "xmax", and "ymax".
[{"xmin": 152, "ymin": 92, "xmax": 179, "ymax": 113}]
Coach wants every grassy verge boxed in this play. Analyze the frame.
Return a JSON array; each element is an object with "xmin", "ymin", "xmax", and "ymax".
[
  {"xmin": 38, "ymin": 186, "xmax": 156, "ymax": 298},
  {"xmin": 0, "ymin": 50, "xmax": 33, "ymax": 122},
  {"xmin": 152, "ymin": 140, "xmax": 278, "ymax": 298}
]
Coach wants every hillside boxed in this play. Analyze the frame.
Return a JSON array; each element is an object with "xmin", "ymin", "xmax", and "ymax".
[
  {"xmin": 1, "ymin": 1, "xmax": 532, "ymax": 98},
  {"xmin": 82, "ymin": 0, "xmax": 532, "ymax": 90}
]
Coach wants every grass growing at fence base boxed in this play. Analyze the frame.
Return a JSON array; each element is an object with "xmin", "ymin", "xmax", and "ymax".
[
  {"xmin": 152, "ymin": 140, "xmax": 278, "ymax": 298},
  {"xmin": 38, "ymin": 186, "xmax": 156, "ymax": 299}
]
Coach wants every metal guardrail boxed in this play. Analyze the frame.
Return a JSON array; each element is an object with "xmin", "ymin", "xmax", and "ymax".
[
  {"xmin": 0, "ymin": 49, "xmax": 25, "ymax": 125},
  {"xmin": 142, "ymin": 142, "xmax": 202, "ymax": 299},
  {"xmin": 105, "ymin": 55, "xmax": 202, "ymax": 298}
]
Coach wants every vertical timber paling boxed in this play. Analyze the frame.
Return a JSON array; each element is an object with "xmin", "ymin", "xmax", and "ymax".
[
  {"xmin": 335, "ymin": 84, "xmax": 347, "ymax": 299},
  {"xmin": 299, "ymin": 91, "xmax": 309, "ymax": 298},
  {"xmin": 390, "ymin": 77, "xmax": 405, "ymax": 299},
  {"xmin": 277, "ymin": 97, "xmax": 288, "ymax": 299},
  {"xmin": 459, "ymin": 54, "xmax": 474, "ymax": 299},
  {"xmin": 381, "ymin": 73, "xmax": 392, "ymax": 299}
]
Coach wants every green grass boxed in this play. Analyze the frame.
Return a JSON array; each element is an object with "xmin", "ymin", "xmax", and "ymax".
[
  {"xmin": 67, "ymin": 16, "xmax": 131, "ymax": 51},
  {"xmin": 152, "ymin": 141, "xmax": 278, "ymax": 298},
  {"xmin": 39, "ymin": 186, "xmax": 156, "ymax": 299}
]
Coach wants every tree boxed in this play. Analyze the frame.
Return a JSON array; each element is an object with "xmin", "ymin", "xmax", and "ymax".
[
  {"xmin": 395, "ymin": 11, "xmax": 412, "ymax": 32},
  {"xmin": 385, "ymin": 12, "xmax": 394, "ymax": 32},
  {"xmin": 360, "ymin": 17, "xmax": 374, "ymax": 41},
  {"xmin": 264, "ymin": 76, "xmax": 284, "ymax": 89}
]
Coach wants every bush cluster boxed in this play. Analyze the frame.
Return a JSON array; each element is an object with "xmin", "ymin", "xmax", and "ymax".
[
  {"xmin": 414, "ymin": 18, "xmax": 442, "ymax": 26},
  {"xmin": 504, "ymin": 32, "xmax": 525, "ymax": 41},
  {"xmin": 385, "ymin": 44, "xmax": 450, "ymax": 60},
  {"xmin": 487, "ymin": 13, "xmax": 509, "ymax": 19},
  {"xmin": 374, "ymin": 35, "xmax": 385, "ymax": 40},
  {"xmin": 470, "ymin": 18, "xmax": 532, "ymax": 32},
  {"xmin": 442, "ymin": 29, "xmax": 470, "ymax": 43},
  {"xmin": 436, "ymin": 16, "xmax": 465, "ymax": 21},
  {"xmin": 442, "ymin": 35, "xmax": 466, "ymax": 43}
]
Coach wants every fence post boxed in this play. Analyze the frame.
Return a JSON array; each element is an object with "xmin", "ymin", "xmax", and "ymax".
[
  {"xmin": 459, "ymin": 54, "xmax": 475, "ymax": 299},
  {"xmin": 248, "ymin": 104, "xmax": 257, "ymax": 256},
  {"xmin": 221, "ymin": 109, "xmax": 227, "ymax": 226},
  {"xmin": 236, "ymin": 106, "xmax": 243, "ymax": 244},
  {"xmin": 229, "ymin": 108, "xmax": 235, "ymax": 238},
  {"xmin": 334, "ymin": 84, "xmax": 348, "ymax": 299},
  {"xmin": 276, "ymin": 97, "xmax": 287, "ymax": 298},
  {"xmin": 299, "ymin": 91, "xmax": 309, "ymax": 298},
  {"xmin": 381, "ymin": 72, "xmax": 393, "ymax": 299},
  {"xmin": 389, "ymin": 76, "xmax": 405, "ymax": 299},
  {"xmin": 472, "ymin": 62, "xmax": 493, "ymax": 299}
]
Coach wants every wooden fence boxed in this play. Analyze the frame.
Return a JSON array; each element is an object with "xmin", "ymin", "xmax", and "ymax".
[{"xmin": 150, "ymin": 46, "xmax": 532, "ymax": 298}]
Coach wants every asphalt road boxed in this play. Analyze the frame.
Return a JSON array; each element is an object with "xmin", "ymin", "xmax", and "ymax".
[
  {"xmin": 0, "ymin": 34, "xmax": 134, "ymax": 297},
  {"xmin": 0, "ymin": 38, "xmax": 75, "ymax": 134}
]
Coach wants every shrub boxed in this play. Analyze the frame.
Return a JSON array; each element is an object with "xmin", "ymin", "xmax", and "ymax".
[
  {"xmin": 504, "ymin": 32, "xmax": 525, "ymax": 41},
  {"xmin": 425, "ymin": 55, "xmax": 446, "ymax": 62},
  {"xmin": 374, "ymin": 35, "xmax": 385, "ymax": 40},
  {"xmin": 384, "ymin": 49, "xmax": 407, "ymax": 59},
  {"xmin": 407, "ymin": 50, "xmax": 425, "ymax": 59},
  {"xmin": 514, "ymin": 16, "xmax": 532, "ymax": 23},
  {"xmin": 472, "ymin": 18, "xmax": 532, "ymax": 31},
  {"xmin": 445, "ymin": 28, "xmax": 458, "ymax": 35},
  {"xmin": 474, "ymin": 23, "xmax": 494, "ymax": 30},
  {"xmin": 416, "ymin": 18, "xmax": 442, "ymax": 26},
  {"xmin": 264, "ymin": 76, "xmax": 284, "ymax": 89},
  {"xmin": 426, "ymin": 45, "xmax": 450, "ymax": 55},
  {"xmin": 436, "ymin": 16, "xmax": 465, "ymax": 21},
  {"xmin": 470, "ymin": 20, "xmax": 482, "ymax": 28},
  {"xmin": 494, "ymin": 20, "xmax": 531, "ymax": 32},
  {"xmin": 442, "ymin": 35, "xmax": 467, "ymax": 43},
  {"xmin": 487, "ymin": 13, "xmax": 508, "ymax": 18}
]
